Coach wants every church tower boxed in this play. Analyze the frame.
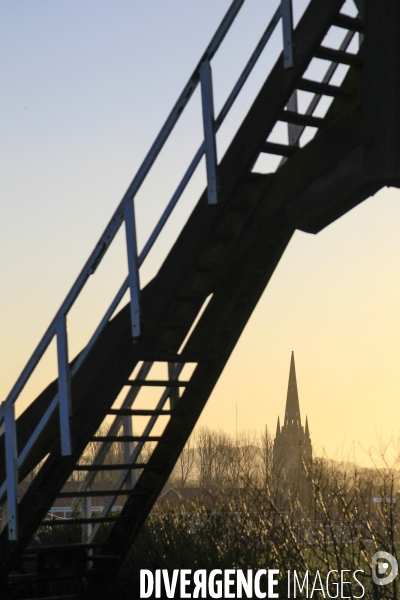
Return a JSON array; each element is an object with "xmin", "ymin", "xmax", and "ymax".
[{"xmin": 273, "ymin": 352, "xmax": 312, "ymax": 503}]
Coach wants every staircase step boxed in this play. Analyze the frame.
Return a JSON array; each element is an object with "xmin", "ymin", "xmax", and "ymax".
[
  {"xmin": 297, "ymin": 78, "xmax": 350, "ymax": 97},
  {"xmin": 126, "ymin": 379, "xmax": 190, "ymax": 387},
  {"xmin": 314, "ymin": 46, "xmax": 362, "ymax": 68},
  {"xmin": 139, "ymin": 352, "xmax": 199, "ymax": 362},
  {"xmin": 17, "ymin": 595, "xmax": 84, "ymax": 600},
  {"xmin": 74, "ymin": 462, "xmax": 157, "ymax": 471},
  {"xmin": 86, "ymin": 554, "xmax": 121, "ymax": 562},
  {"xmin": 58, "ymin": 489, "xmax": 131, "ymax": 498},
  {"xmin": 332, "ymin": 13, "xmax": 364, "ymax": 33},
  {"xmin": 194, "ymin": 264, "xmax": 217, "ymax": 272},
  {"xmin": 261, "ymin": 142, "xmax": 298, "ymax": 157},
  {"xmin": 279, "ymin": 110, "xmax": 324, "ymax": 128},
  {"xmin": 211, "ymin": 232, "xmax": 236, "ymax": 242},
  {"xmin": 90, "ymin": 435, "xmax": 163, "ymax": 442},
  {"xmin": 23, "ymin": 542, "xmax": 104, "ymax": 553},
  {"xmin": 41, "ymin": 517, "xmax": 120, "ymax": 525},
  {"xmin": 107, "ymin": 408, "xmax": 173, "ymax": 416},
  {"xmin": 177, "ymin": 292, "xmax": 205, "ymax": 300},
  {"xmin": 160, "ymin": 321, "xmax": 190, "ymax": 329},
  {"xmin": 228, "ymin": 199, "xmax": 253, "ymax": 212},
  {"xmin": 8, "ymin": 569, "xmax": 103, "ymax": 583},
  {"xmin": 22, "ymin": 550, "xmax": 120, "ymax": 562}
]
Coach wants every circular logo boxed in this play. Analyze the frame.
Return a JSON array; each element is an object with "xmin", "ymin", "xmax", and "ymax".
[{"xmin": 372, "ymin": 552, "xmax": 398, "ymax": 586}]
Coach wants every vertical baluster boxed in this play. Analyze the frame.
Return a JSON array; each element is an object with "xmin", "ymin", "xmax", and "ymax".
[
  {"xmin": 168, "ymin": 362, "xmax": 180, "ymax": 409},
  {"xmin": 1, "ymin": 501, "xmax": 7, "ymax": 534},
  {"xmin": 56, "ymin": 316, "xmax": 72, "ymax": 456},
  {"xmin": 287, "ymin": 90, "xmax": 300, "ymax": 147},
  {"xmin": 124, "ymin": 199, "xmax": 141, "ymax": 338},
  {"xmin": 4, "ymin": 404, "xmax": 18, "ymax": 540},
  {"xmin": 281, "ymin": 0, "xmax": 294, "ymax": 69},
  {"xmin": 82, "ymin": 495, "xmax": 92, "ymax": 544},
  {"xmin": 200, "ymin": 60, "xmax": 219, "ymax": 205},
  {"xmin": 123, "ymin": 416, "xmax": 136, "ymax": 489}
]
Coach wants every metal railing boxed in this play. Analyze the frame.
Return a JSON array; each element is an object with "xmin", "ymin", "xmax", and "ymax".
[{"xmin": 0, "ymin": 0, "xmax": 305, "ymax": 541}]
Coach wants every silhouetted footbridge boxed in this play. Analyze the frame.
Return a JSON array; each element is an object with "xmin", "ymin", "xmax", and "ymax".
[{"xmin": 1, "ymin": 0, "xmax": 395, "ymax": 596}]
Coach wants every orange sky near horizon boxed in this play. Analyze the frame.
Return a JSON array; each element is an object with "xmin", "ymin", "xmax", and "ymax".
[{"xmin": 195, "ymin": 186, "xmax": 400, "ymax": 467}]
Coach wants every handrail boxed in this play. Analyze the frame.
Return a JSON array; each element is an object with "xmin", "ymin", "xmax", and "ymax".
[
  {"xmin": 0, "ymin": 0, "xmax": 316, "ymax": 541},
  {"xmin": 0, "ymin": 0, "xmax": 286, "ymax": 455},
  {"xmin": 0, "ymin": 0, "xmax": 248, "ymax": 423}
]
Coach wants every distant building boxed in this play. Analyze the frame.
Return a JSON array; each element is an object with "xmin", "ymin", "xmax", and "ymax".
[
  {"xmin": 17, "ymin": 480, "xmax": 126, "ymax": 520},
  {"xmin": 273, "ymin": 352, "xmax": 312, "ymax": 505}
]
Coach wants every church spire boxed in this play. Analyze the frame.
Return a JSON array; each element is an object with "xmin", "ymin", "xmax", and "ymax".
[
  {"xmin": 284, "ymin": 351, "xmax": 301, "ymax": 428},
  {"xmin": 273, "ymin": 353, "xmax": 312, "ymax": 505},
  {"xmin": 276, "ymin": 416, "xmax": 280, "ymax": 436}
]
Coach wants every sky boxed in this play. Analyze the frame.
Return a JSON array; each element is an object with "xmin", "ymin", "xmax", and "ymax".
[{"xmin": 1, "ymin": 0, "xmax": 400, "ymax": 465}]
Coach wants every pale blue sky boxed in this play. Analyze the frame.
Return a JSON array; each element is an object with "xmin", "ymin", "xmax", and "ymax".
[{"xmin": 2, "ymin": 0, "xmax": 399, "ymax": 463}]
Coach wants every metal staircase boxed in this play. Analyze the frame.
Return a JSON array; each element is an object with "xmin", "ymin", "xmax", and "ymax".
[{"xmin": 4, "ymin": 0, "xmax": 399, "ymax": 596}]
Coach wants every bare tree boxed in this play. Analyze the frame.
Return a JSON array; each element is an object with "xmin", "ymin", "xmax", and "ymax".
[
  {"xmin": 237, "ymin": 430, "xmax": 259, "ymax": 485},
  {"xmin": 258, "ymin": 425, "xmax": 274, "ymax": 485},
  {"xmin": 192, "ymin": 427, "xmax": 261, "ymax": 488},
  {"xmin": 195, "ymin": 426, "xmax": 217, "ymax": 488},
  {"xmin": 174, "ymin": 434, "xmax": 196, "ymax": 487}
]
